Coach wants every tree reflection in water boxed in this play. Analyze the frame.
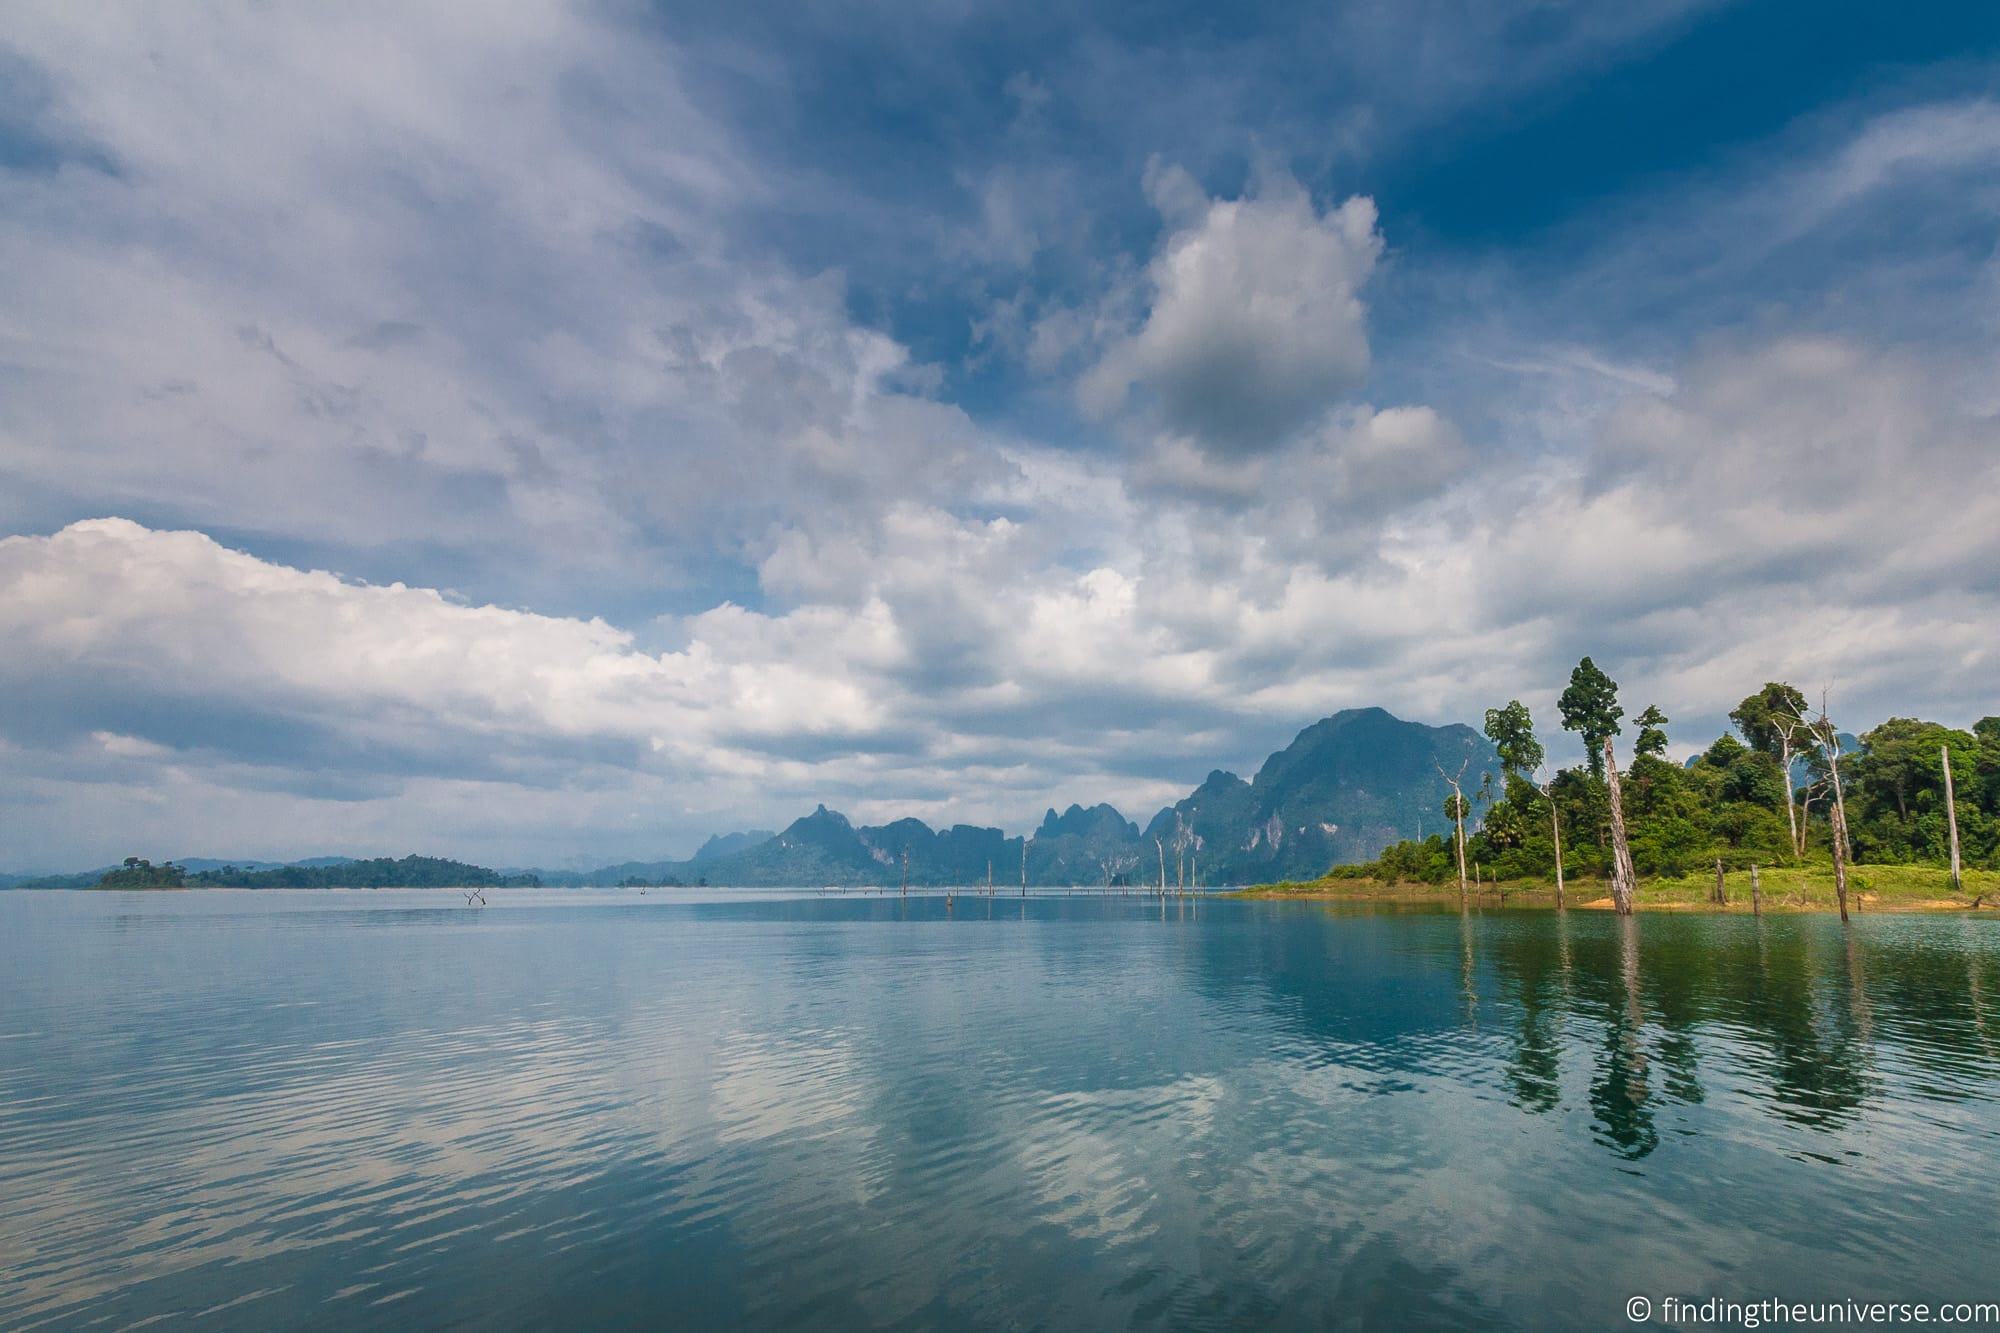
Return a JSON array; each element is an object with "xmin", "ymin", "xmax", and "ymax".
[{"xmin": 1251, "ymin": 904, "xmax": 1998, "ymax": 1162}]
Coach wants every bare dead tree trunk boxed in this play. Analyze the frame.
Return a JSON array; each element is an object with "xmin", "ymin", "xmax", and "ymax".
[
  {"xmin": 1944, "ymin": 744, "xmax": 1964, "ymax": 896},
  {"xmin": 1830, "ymin": 798, "xmax": 1851, "ymax": 923},
  {"xmin": 1751, "ymin": 863, "xmax": 1761, "ymax": 916},
  {"xmin": 901, "ymin": 848, "xmax": 910, "ymax": 896},
  {"xmin": 1021, "ymin": 841, "xmax": 1027, "ymax": 896},
  {"xmin": 1774, "ymin": 717, "xmax": 1804, "ymax": 859},
  {"xmin": 1168, "ymin": 808, "xmax": 1184, "ymax": 892},
  {"xmin": 1187, "ymin": 807, "xmax": 1198, "ymax": 893},
  {"xmin": 1814, "ymin": 698, "xmax": 1852, "ymax": 923},
  {"xmin": 1714, "ymin": 858, "xmax": 1727, "ymax": 906},
  {"xmin": 1543, "ymin": 779, "xmax": 1566, "ymax": 910},
  {"xmin": 1438, "ymin": 759, "xmax": 1470, "ymax": 903},
  {"xmin": 1604, "ymin": 737, "xmax": 1637, "ymax": 916},
  {"xmin": 1156, "ymin": 837, "xmax": 1166, "ymax": 896},
  {"xmin": 1824, "ymin": 726, "xmax": 1851, "ymax": 864}
]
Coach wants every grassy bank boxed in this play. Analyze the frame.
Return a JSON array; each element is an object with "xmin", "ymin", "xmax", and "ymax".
[{"xmin": 1239, "ymin": 863, "xmax": 2000, "ymax": 913}]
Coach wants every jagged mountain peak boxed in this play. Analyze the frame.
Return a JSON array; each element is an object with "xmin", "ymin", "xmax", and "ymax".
[
  {"xmin": 554, "ymin": 708, "xmax": 1498, "ymax": 887},
  {"xmin": 781, "ymin": 805, "xmax": 856, "ymax": 843},
  {"xmin": 1037, "ymin": 802, "xmax": 1136, "ymax": 841}
]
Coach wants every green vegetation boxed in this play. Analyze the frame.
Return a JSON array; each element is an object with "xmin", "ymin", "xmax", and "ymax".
[
  {"xmin": 94, "ymin": 857, "xmax": 189, "ymax": 889},
  {"xmin": 1254, "ymin": 864, "xmax": 2000, "ymax": 912},
  {"xmin": 1253, "ymin": 662, "xmax": 1999, "ymax": 911},
  {"xmin": 93, "ymin": 855, "xmax": 537, "ymax": 890}
]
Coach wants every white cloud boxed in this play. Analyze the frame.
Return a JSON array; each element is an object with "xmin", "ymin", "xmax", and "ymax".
[
  {"xmin": 0, "ymin": 0, "xmax": 998, "ymax": 601},
  {"xmin": 0, "ymin": 517, "xmax": 898, "ymax": 772},
  {"xmin": 1078, "ymin": 167, "xmax": 1384, "ymax": 455}
]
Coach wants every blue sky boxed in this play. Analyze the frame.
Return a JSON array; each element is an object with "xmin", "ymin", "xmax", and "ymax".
[{"xmin": 2, "ymin": 1, "xmax": 1997, "ymax": 869}]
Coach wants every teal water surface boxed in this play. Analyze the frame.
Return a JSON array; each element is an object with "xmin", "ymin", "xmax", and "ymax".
[{"xmin": 1, "ymin": 890, "xmax": 1997, "ymax": 1329}]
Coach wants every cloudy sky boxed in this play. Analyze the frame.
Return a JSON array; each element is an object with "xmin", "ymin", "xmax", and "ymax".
[{"xmin": 3, "ymin": 2, "xmax": 1997, "ymax": 871}]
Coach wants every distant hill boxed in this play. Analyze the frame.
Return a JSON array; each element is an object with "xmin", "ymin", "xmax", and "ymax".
[
  {"xmin": 6, "ymin": 854, "xmax": 353, "ymax": 889},
  {"xmin": 182, "ymin": 856, "xmax": 534, "ymax": 888},
  {"xmin": 551, "ymin": 708, "xmax": 1495, "ymax": 888},
  {"xmin": 1146, "ymin": 707, "xmax": 1494, "ymax": 884},
  {"xmin": 691, "ymin": 830, "xmax": 775, "ymax": 863}
]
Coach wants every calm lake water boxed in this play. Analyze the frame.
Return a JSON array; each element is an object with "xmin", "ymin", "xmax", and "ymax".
[{"xmin": 2, "ymin": 889, "xmax": 1997, "ymax": 1330}]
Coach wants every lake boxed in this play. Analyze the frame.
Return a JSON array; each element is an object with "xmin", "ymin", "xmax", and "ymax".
[{"xmin": 2, "ymin": 889, "xmax": 1996, "ymax": 1329}]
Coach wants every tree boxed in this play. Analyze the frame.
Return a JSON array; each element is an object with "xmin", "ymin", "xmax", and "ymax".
[
  {"xmin": 1539, "ymin": 774, "xmax": 1566, "ymax": 909},
  {"xmin": 1796, "ymin": 692, "xmax": 1854, "ymax": 922},
  {"xmin": 1624, "ymin": 752, "xmax": 1706, "ymax": 875},
  {"xmin": 1603, "ymin": 738, "xmax": 1637, "ymax": 915},
  {"xmin": 1437, "ymin": 758, "xmax": 1472, "ymax": 900},
  {"xmin": 97, "ymin": 857, "xmax": 186, "ymax": 889},
  {"xmin": 1731, "ymin": 683, "xmax": 1809, "ymax": 755},
  {"xmin": 1943, "ymin": 745, "xmax": 1963, "ymax": 894},
  {"xmin": 1634, "ymin": 705, "xmax": 1669, "ymax": 758},
  {"xmin": 1733, "ymin": 683, "xmax": 1810, "ymax": 858},
  {"xmin": 1842, "ymin": 718, "xmax": 1983, "ymax": 866},
  {"xmin": 1558, "ymin": 657, "xmax": 1623, "ymax": 777},
  {"xmin": 1483, "ymin": 700, "xmax": 1545, "ymax": 780}
]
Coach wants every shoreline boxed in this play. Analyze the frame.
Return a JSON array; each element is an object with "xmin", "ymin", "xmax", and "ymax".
[{"xmin": 1237, "ymin": 865, "xmax": 1999, "ymax": 914}]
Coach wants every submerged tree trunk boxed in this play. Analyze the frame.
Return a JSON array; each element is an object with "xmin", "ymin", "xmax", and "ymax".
[
  {"xmin": 1156, "ymin": 837, "xmax": 1166, "ymax": 896},
  {"xmin": 1751, "ymin": 863, "xmax": 1761, "ymax": 916},
  {"xmin": 1943, "ymin": 744, "xmax": 1964, "ymax": 896},
  {"xmin": 1604, "ymin": 737, "xmax": 1637, "ymax": 916}
]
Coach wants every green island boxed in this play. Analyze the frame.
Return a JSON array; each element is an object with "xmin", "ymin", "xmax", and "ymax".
[
  {"xmin": 90, "ymin": 855, "xmax": 539, "ymax": 891},
  {"xmin": 1243, "ymin": 663, "xmax": 1997, "ymax": 915}
]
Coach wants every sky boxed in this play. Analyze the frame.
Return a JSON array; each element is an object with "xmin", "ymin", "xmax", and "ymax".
[{"xmin": 2, "ymin": 1, "xmax": 1998, "ymax": 871}]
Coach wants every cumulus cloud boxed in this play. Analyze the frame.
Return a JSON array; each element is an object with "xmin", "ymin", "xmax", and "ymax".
[
  {"xmin": 1078, "ymin": 165, "xmax": 1385, "ymax": 456},
  {"xmin": 0, "ymin": 519, "xmax": 898, "ymax": 770}
]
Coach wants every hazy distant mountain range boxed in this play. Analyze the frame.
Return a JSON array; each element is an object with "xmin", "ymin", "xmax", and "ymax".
[
  {"xmin": 539, "ymin": 707, "xmax": 1494, "ymax": 888},
  {"xmin": 2, "ymin": 709, "xmax": 1494, "ymax": 889}
]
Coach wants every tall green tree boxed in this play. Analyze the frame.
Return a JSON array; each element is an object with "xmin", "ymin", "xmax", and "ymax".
[
  {"xmin": 1730, "ymin": 683, "xmax": 1809, "ymax": 755},
  {"xmin": 1558, "ymin": 657, "xmax": 1623, "ymax": 777},
  {"xmin": 1483, "ymin": 700, "xmax": 1545, "ymax": 779},
  {"xmin": 1730, "ymin": 681, "xmax": 1812, "ymax": 856},
  {"xmin": 1845, "ymin": 718, "xmax": 1982, "ymax": 864},
  {"xmin": 1634, "ymin": 705, "xmax": 1670, "ymax": 757}
]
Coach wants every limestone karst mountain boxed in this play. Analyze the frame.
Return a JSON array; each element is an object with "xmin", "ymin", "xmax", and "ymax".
[{"xmin": 544, "ymin": 708, "xmax": 1497, "ymax": 887}]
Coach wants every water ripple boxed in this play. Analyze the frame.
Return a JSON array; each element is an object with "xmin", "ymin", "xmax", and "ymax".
[{"xmin": 1, "ymin": 892, "xmax": 1996, "ymax": 1329}]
